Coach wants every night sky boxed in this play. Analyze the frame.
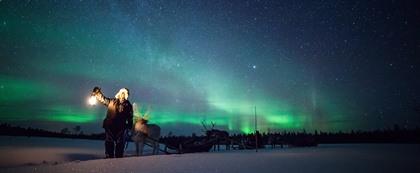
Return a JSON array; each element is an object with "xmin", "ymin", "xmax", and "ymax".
[{"xmin": 1, "ymin": 0, "xmax": 419, "ymax": 135}]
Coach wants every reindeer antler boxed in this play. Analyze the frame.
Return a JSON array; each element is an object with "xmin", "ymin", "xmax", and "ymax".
[
  {"xmin": 132, "ymin": 103, "xmax": 153, "ymax": 122},
  {"xmin": 201, "ymin": 120, "xmax": 208, "ymax": 131},
  {"xmin": 142, "ymin": 105, "xmax": 152, "ymax": 120},
  {"xmin": 133, "ymin": 103, "xmax": 141, "ymax": 120},
  {"xmin": 211, "ymin": 121, "xmax": 216, "ymax": 129},
  {"xmin": 144, "ymin": 105, "xmax": 152, "ymax": 116}
]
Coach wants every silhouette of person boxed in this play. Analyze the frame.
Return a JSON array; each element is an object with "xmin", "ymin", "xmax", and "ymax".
[{"xmin": 92, "ymin": 87, "xmax": 133, "ymax": 158}]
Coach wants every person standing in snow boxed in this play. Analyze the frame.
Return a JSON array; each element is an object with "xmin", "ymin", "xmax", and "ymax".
[{"xmin": 92, "ymin": 87, "xmax": 133, "ymax": 158}]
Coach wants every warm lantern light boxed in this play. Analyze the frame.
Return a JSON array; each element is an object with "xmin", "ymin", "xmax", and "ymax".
[{"xmin": 88, "ymin": 96, "xmax": 97, "ymax": 105}]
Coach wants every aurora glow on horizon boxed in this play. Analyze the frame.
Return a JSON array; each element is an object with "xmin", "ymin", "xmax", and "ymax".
[{"xmin": 1, "ymin": 0, "xmax": 419, "ymax": 135}]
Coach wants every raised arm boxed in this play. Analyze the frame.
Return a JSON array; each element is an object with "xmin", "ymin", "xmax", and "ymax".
[{"xmin": 92, "ymin": 87, "xmax": 111, "ymax": 106}]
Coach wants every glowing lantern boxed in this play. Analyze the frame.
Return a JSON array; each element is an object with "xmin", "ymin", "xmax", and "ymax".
[{"xmin": 88, "ymin": 96, "xmax": 97, "ymax": 105}]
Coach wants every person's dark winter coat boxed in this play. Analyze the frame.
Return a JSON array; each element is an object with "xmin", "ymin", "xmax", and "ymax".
[
  {"xmin": 99, "ymin": 97, "xmax": 133, "ymax": 131},
  {"xmin": 94, "ymin": 87, "xmax": 133, "ymax": 158}
]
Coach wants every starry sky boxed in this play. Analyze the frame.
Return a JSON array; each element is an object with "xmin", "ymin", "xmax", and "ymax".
[{"xmin": 1, "ymin": 0, "xmax": 419, "ymax": 135}]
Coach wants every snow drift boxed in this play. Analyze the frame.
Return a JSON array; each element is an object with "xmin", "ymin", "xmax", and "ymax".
[{"xmin": 1, "ymin": 136, "xmax": 419, "ymax": 173}]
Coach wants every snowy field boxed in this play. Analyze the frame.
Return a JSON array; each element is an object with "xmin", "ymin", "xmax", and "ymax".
[{"xmin": 1, "ymin": 136, "xmax": 419, "ymax": 173}]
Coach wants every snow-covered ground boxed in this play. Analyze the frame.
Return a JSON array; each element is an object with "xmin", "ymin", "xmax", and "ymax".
[{"xmin": 1, "ymin": 136, "xmax": 419, "ymax": 173}]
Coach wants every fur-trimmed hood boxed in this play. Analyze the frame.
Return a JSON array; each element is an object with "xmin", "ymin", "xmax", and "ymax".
[{"xmin": 115, "ymin": 88, "xmax": 129, "ymax": 100}]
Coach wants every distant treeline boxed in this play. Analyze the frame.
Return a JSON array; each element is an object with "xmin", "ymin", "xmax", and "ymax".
[
  {"xmin": 1, "ymin": 123, "xmax": 419, "ymax": 144},
  {"xmin": 240, "ymin": 126, "xmax": 420, "ymax": 145},
  {"xmin": 0, "ymin": 123, "xmax": 104, "ymax": 140}
]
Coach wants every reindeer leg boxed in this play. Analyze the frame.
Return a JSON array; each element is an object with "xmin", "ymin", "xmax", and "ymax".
[
  {"xmin": 152, "ymin": 142, "xmax": 156, "ymax": 155},
  {"xmin": 155, "ymin": 143, "xmax": 160, "ymax": 154},
  {"xmin": 139, "ymin": 138, "xmax": 144, "ymax": 156},
  {"xmin": 135, "ymin": 142, "xmax": 139, "ymax": 156}
]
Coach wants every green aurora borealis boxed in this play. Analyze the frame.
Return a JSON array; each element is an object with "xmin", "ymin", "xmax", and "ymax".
[{"xmin": 1, "ymin": 1, "xmax": 419, "ymax": 135}]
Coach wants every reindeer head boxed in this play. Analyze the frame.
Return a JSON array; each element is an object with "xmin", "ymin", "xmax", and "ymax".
[
  {"xmin": 202, "ymin": 121, "xmax": 228, "ymax": 137},
  {"xmin": 201, "ymin": 120, "xmax": 214, "ymax": 131},
  {"xmin": 133, "ymin": 103, "xmax": 151, "ymax": 125},
  {"xmin": 139, "ymin": 117, "xmax": 148, "ymax": 125}
]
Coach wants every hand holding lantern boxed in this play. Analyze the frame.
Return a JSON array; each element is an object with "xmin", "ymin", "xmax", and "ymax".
[{"xmin": 88, "ymin": 86, "xmax": 101, "ymax": 106}]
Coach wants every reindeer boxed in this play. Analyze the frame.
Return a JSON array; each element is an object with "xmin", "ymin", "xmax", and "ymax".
[
  {"xmin": 202, "ymin": 121, "xmax": 230, "ymax": 151},
  {"xmin": 131, "ymin": 104, "xmax": 161, "ymax": 156}
]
